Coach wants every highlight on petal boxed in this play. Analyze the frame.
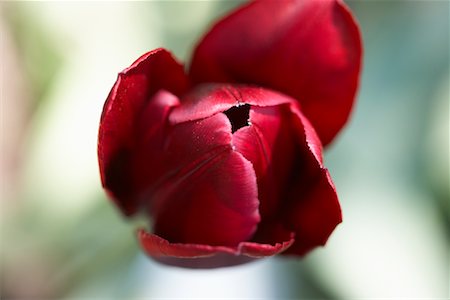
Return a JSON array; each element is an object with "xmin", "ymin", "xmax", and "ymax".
[
  {"xmin": 138, "ymin": 228, "xmax": 294, "ymax": 269},
  {"xmin": 98, "ymin": 48, "xmax": 188, "ymax": 215},
  {"xmin": 170, "ymin": 84, "xmax": 294, "ymax": 124},
  {"xmin": 189, "ymin": 0, "xmax": 362, "ymax": 146}
]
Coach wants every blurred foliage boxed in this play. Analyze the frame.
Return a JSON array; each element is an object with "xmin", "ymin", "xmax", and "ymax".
[{"xmin": 2, "ymin": 2, "xmax": 63, "ymax": 111}]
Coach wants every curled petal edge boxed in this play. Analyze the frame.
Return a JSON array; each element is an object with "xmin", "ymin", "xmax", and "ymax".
[
  {"xmin": 288, "ymin": 102, "xmax": 324, "ymax": 167},
  {"xmin": 280, "ymin": 103, "xmax": 342, "ymax": 256},
  {"xmin": 138, "ymin": 229, "xmax": 294, "ymax": 262},
  {"xmin": 170, "ymin": 84, "xmax": 296, "ymax": 125}
]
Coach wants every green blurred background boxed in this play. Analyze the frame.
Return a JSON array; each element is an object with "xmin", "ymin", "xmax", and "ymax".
[{"xmin": 1, "ymin": 1, "xmax": 448, "ymax": 299}]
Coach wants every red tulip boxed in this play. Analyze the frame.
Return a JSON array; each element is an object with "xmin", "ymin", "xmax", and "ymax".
[{"xmin": 98, "ymin": 0, "xmax": 362, "ymax": 268}]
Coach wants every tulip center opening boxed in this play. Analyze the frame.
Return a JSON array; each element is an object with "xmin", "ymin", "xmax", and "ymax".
[{"xmin": 224, "ymin": 104, "xmax": 250, "ymax": 133}]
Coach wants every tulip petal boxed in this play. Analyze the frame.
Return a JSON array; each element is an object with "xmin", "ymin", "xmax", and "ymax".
[
  {"xmin": 283, "ymin": 168, "xmax": 341, "ymax": 256},
  {"xmin": 138, "ymin": 228, "xmax": 294, "ymax": 268},
  {"xmin": 232, "ymin": 105, "xmax": 296, "ymax": 218},
  {"xmin": 281, "ymin": 104, "xmax": 342, "ymax": 256},
  {"xmin": 138, "ymin": 229, "xmax": 235, "ymax": 258},
  {"xmin": 244, "ymin": 221, "xmax": 295, "ymax": 257},
  {"xmin": 151, "ymin": 124, "xmax": 261, "ymax": 246},
  {"xmin": 98, "ymin": 48, "xmax": 188, "ymax": 215},
  {"xmin": 189, "ymin": 0, "xmax": 362, "ymax": 146},
  {"xmin": 170, "ymin": 85, "xmax": 294, "ymax": 124}
]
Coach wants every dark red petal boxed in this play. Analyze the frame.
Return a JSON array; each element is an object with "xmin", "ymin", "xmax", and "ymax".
[
  {"xmin": 98, "ymin": 48, "xmax": 188, "ymax": 215},
  {"xmin": 243, "ymin": 221, "xmax": 295, "ymax": 257},
  {"xmin": 281, "ymin": 104, "xmax": 342, "ymax": 256},
  {"xmin": 282, "ymin": 169, "xmax": 341, "ymax": 256},
  {"xmin": 232, "ymin": 105, "xmax": 296, "ymax": 218},
  {"xmin": 138, "ymin": 229, "xmax": 294, "ymax": 269},
  {"xmin": 189, "ymin": 0, "xmax": 362, "ymax": 146},
  {"xmin": 170, "ymin": 85, "xmax": 294, "ymax": 124},
  {"xmin": 121, "ymin": 48, "xmax": 189, "ymax": 97},
  {"xmin": 128, "ymin": 90, "xmax": 180, "ymax": 206},
  {"xmin": 151, "ymin": 119, "xmax": 260, "ymax": 246},
  {"xmin": 289, "ymin": 103, "xmax": 324, "ymax": 166},
  {"xmin": 154, "ymin": 151, "xmax": 260, "ymax": 246}
]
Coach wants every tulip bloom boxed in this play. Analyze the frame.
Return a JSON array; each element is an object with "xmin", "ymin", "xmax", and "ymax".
[{"xmin": 98, "ymin": 0, "xmax": 362, "ymax": 268}]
